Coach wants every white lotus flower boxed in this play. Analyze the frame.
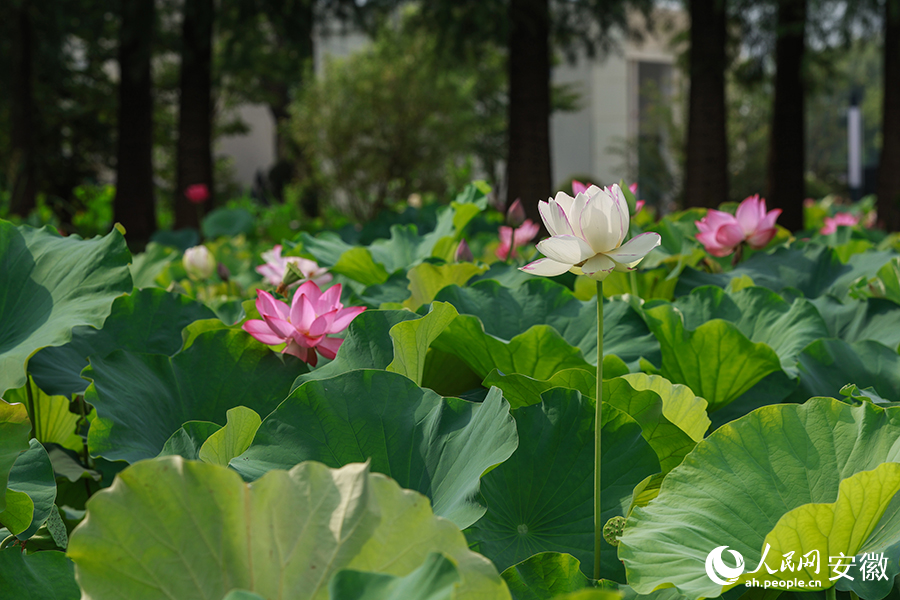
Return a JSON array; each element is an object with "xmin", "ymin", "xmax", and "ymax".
[{"xmin": 520, "ymin": 184, "xmax": 661, "ymax": 281}]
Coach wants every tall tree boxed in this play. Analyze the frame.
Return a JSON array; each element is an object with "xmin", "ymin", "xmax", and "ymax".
[
  {"xmin": 878, "ymin": 0, "xmax": 900, "ymax": 230},
  {"xmin": 506, "ymin": 0, "xmax": 552, "ymax": 218},
  {"xmin": 684, "ymin": 0, "xmax": 728, "ymax": 208},
  {"xmin": 766, "ymin": 0, "xmax": 807, "ymax": 231},
  {"xmin": 114, "ymin": 0, "xmax": 156, "ymax": 246},
  {"xmin": 9, "ymin": 0, "xmax": 35, "ymax": 217},
  {"xmin": 174, "ymin": 0, "xmax": 214, "ymax": 230}
]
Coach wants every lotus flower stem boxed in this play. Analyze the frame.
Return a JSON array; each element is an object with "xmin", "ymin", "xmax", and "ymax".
[
  {"xmin": 826, "ymin": 587, "xmax": 836, "ymax": 600},
  {"xmin": 594, "ymin": 280, "xmax": 604, "ymax": 580}
]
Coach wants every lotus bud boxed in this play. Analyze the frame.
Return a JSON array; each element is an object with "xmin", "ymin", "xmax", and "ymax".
[
  {"xmin": 183, "ymin": 246, "xmax": 216, "ymax": 281},
  {"xmin": 455, "ymin": 239, "xmax": 474, "ymax": 263},
  {"xmin": 507, "ymin": 199, "xmax": 526, "ymax": 228}
]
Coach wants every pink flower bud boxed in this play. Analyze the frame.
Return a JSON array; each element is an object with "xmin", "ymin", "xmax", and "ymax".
[
  {"xmin": 184, "ymin": 184, "xmax": 209, "ymax": 204},
  {"xmin": 507, "ymin": 199, "xmax": 526, "ymax": 228},
  {"xmin": 455, "ymin": 239, "xmax": 474, "ymax": 263}
]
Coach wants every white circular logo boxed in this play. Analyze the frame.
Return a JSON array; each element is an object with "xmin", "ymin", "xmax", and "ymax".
[{"xmin": 705, "ymin": 546, "xmax": 745, "ymax": 585}]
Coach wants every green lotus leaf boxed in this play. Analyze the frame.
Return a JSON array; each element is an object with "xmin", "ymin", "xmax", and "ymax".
[
  {"xmin": 129, "ymin": 242, "xmax": 178, "ymax": 289},
  {"xmin": 669, "ymin": 286, "xmax": 829, "ymax": 374},
  {"xmin": 0, "ymin": 222, "xmax": 132, "ymax": 397},
  {"xmin": 387, "ymin": 302, "xmax": 459, "ymax": 385},
  {"xmin": 158, "ymin": 421, "xmax": 222, "ymax": 460},
  {"xmin": 432, "ymin": 317, "xmax": 592, "ymax": 381},
  {"xmin": 434, "ymin": 279, "xmax": 659, "ymax": 368},
  {"xmin": 329, "ymin": 552, "xmax": 460, "ymax": 600},
  {"xmin": 603, "ymin": 378, "xmax": 698, "ymax": 473},
  {"xmin": 792, "ymin": 339, "xmax": 900, "ymax": 403},
  {"xmin": 404, "ymin": 263, "xmax": 488, "ymax": 310},
  {"xmin": 467, "ymin": 388, "xmax": 660, "ymax": 580},
  {"xmin": 222, "ymin": 591, "xmax": 266, "ymax": 600},
  {"xmin": 501, "ymin": 552, "xmax": 591, "ymax": 600},
  {"xmin": 0, "ymin": 400, "xmax": 31, "ymax": 513},
  {"xmin": 67, "ymin": 458, "xmax": 510, "ymax": 600},
  {"xmin": 640, "ymin": 303, "xmax": 782, "ymax": 412},
  {"xmin": 1, "ymin": 439, "xmax": 56, "ymax": 539},
  {"xmin": 0, "ymin": 490, "xmax": 32, "ymax": 535},
  {"xmin": 332, "ymin": 247, "xmax": 391, "ymax": 286},
  {"xmin": 618, "ymin": 374, "xmax": 710, "ymax": 442},
  {"xmin": 293, "ymin": 310, "xmax": 420, "ymax": 388},
  {"xmin": 198, "ymin": 407, "xmax": 262, "ymax": 466},
  {"xmin": 675, "ymin": 246, "xmax": 848, "ymax": 298},
  {"xmin": 29, "ymin": 288, "xmax": 216, "ymax": 397},
  {"xmin": 421, "ymin": 349, "xmax": 485, "ymax": 397},
  {"xmin": 0, "ymin": 548, "xmax": 78, "ymax": 600},
  {"xmin": 482, "ymin": 368, "xmax": 596, "ymax": 409},
  {"xmin": 84, "ymin": 329, "xmax": 299, "ymax": 463},
  {"xmin": 231, "ymin": 370, "xmax": 518, "ymax": 529},
  {"xmin": 810, "ymin": 296, "xmax": 900, "ymax": 349},
  {"xmin": 4, "ymin": 379, "xmax": 81, "ymax": 451},
  {"xmin": 618, "ymin": 398, "xmax": 900, "ymax": 600},
  {"xmin": 551, "ymin": 592, "xmax": 621, "ymax": 600},
  {"xmin": 735, "ymin": 463, "xmax": 900, "ymax": 598},
  {"xmin": 299, "ymin": 231, "xmax": 355, "ymax": 267}
]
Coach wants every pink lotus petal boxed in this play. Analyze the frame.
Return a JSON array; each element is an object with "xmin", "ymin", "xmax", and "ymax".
[
  {"xmin": 330, "ymin": 306, "xmax": 366, "ymax": 333},
  {"xmin": 629, "ymin": 182, "xmax": 638, "ymax": 195},
  {"xmin": 514, "ymin": 220, "xmax": 540, "ymax": 245},
  {"xmin": 256, "ymin": 290, "xmax": 290, "ymax": 321},
  {"xmin": 316, "ymin": 337, "xmax": 343, "ymax": 360},
  {"xmin": 715, "ymin": 222, "xmax": 746, "ymax": 248},
  {"xmin": 262, "ymin": 314, "xmax": 296, "ymax": 339},
  {"xmin": 293, "ymin": 280, "xmax": 322, "ymax": 307},
  {"xmin": 242, "ymin": 320, "xmax": 286, "ymax": 346},
  {"xmin": 308, "ymin": 309, "xmax": 338, "ymax": 338},
  {"xmin": 635, "ymin": 200, "xmax": 645, "ymax": 214},
  {"xmin": 746, "ymin": 227, "xmax": 777, "ymax": 249},
  {"xmin": 735, "ymin": 195, "xmax": 762, "ymax": 236},
  {"xmin": 292, "ymin": 295, "xmax": 317, "ymax": 333},
  {"xmin": 317, "ymin": 284, "xmax": 342, "ymax": 312},
  {"xmin": 572, "ymin": 180, "xmax": 589, "ymax": 196}
]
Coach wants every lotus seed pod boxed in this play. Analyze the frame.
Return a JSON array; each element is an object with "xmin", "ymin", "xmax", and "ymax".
[{"xmin": 603, "ymin": 516, "xmax": 627, "ymax": 547}]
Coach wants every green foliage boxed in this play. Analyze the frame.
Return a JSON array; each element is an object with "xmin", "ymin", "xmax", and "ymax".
[{"xmin": 291, "ymin": 19, "xmax": 506, "ymax": 219}]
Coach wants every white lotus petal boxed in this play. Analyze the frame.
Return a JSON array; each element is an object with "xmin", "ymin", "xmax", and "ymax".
[
  {"xmin": 581, "ymin": 254, "xmax": 617, "ymax": 281},
  {"xmin": 603, "ymin": 232, "xmax": 661, "ymax": 265},
  {"xmin": 540, "ymin": 199, "xmax": 574, "ymax": 237},
  {"xmin": 553, "ymin": 191, "xmax": 576, "ymax": 217},
  {"xmin": 536, "ymin": 235, "xmax": 595, "ymax": 265},
  {"xmin": 579, "ymin": 195, "xmax": 621, "ymax": 254},
  {"xmin": 520, "ymin": 257, "xmax": 572, "ymax": 276},
  {"xmin": 608, "ymin": 184, "xmax": 630, "ymax": 246}
]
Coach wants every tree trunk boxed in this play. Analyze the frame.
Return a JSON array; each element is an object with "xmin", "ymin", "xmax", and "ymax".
[
  {"xmin": 878, "ymin": 0, "xmax": 900, "ymax": 231},
  {"xmin": 9, "ymin": 0, "xmax": 36, "ymax": 217},
  {"xmin": 684, "ymin": 0, "xmax": 728, "ymax": 209},
  {"xmin": 767, "ymin": 0, "xmax": 807, "ymax": 232},
  {"xmin": 506, "ymin": 0, "xmax": 551, "ymax": 224},
  {"xmin": 175, "ymin": 0, "xmax": 214, "ymax": 231},
  {"xmin": 114, "ymin": 0, "xmax": 156, "ymax": 247}
]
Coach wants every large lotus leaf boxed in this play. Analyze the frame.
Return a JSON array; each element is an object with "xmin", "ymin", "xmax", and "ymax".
[
  {"xmin": 293, "ymin": 309, "xmax": 420, "ymax": 387},
  {"xmin": 669, "ymin": 286, "xmax": 829, "ymax": 374},
  {"xmin": 332, "ymin": 247, "xmax": 391, "ymax": 286},
  {"xmin": 67, "ymin": 458, "xmax": 511, "ymax": 600},
  {"xmin": 482, "ymin": 368, "xmax": 598, "ymax": 409},
  {"xmin": 0, "ymin": 222, "xmax": 132, "ymax": 397},
  {"xmin": 832, "ymin": 250, "xmax": 900, "ymax": 298},
  {"xmin": 432, "ymin": 317, "xmax": 592, "ymax": 381},
  {"xmin": 328, "ymin": 553, "xmax": 460, "ymax": 600},
  {"xmin": 467, "ymin": 388, "xmax": 660, "ymax": 580},
  {"xmin": 84, "ymin": 329, "xmax": 299, "ymax": 463},
  {"xmin": 198, "ymin": 406, "xmax": 261, "ymax": 466},
  {"xmin": 706, "ymin": 370, "xmax": 798, "ymax": 431},
  {"xmin": 0, "ymin": 548, "xmax": 79, "ymax": 600},
  {"xmin": 4, "ymin": 379, "xmax": 81, "ymax": 451},
  {"xmin": 618, "ymin": 398, "xmax": 900, "ymax": 600},
  {"xmin": 619, "ymin": 375, "xmax": 710, "ymax": 442},
  {"xmin": 387, "ymin": 302, "xmax": 459, "ymax": 385},
  {"xmin": 674, "ymin": 246, "xmax": 847, "ymax": 298},
  {"xmin": 1, "ymin": 439, "xmax": 56, "ymax": 539},
  {"xmin": 810, "ymin": 295, "xmax": 900, "ymax": 349},
  {"xmin": 792, "ymin": 339, "xmax": 900, "ymax": 403},
  {"xmin": 736, "ymin": 463, "xmax": 900, "ymax": 599},
  {"xmin": 501, "ymin": 552, "xmax": 592, "ymax": 600},
  {"xmin": 231, "ymin": 370, "xmax": 518, "ymax": 529},
  {"xmin": 129, "ymin": 242, "xmax": 178, "ymax": 289},
  {"xmin": 404, "ymin": 263, "xmax": 487, "ymax": 310},
  {"xmin": 421, "ymin": 349, "xmax": 486, "ymax": 397},
  {"xmin": 641, "ymin": 303, "xmax": 782, "ymax": 412},
  {"xmin": 29, "ymin": 288, "xmax": 216, "ymax": 397},
  {"xmin": 300, "ymin": 231, "xmax": 355, "ymax": 267},
  {"xmin": 0, "ymin": 400, "xmax": 31, "ymax": 513},
  {"xmin": 434, "ymin": 280, "xmax": 659, "ymax": 368}
]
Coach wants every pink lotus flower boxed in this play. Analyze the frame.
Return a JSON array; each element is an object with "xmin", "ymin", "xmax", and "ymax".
[
  {"xmin": 573, "ymin": 180, "xmax": 644, "ymax": 214},
  {"xmin": 695, "ymin": 194, "xmax": 781, "ymax": 257},
  {"xmin": 184, "ymin": 184, "xmax": 209, "ymax": 204},
  {"xmin": 242, "ymin": 281, "xmax": 365, "ymax": 366},
  {"xmin": 820, "ymin": 212, "xmax": 859, "ymax": 235},
  {"xmin": 256, "ymin": 245, "xmax": 332, "ymax": 288},
  {"xmin": 496, "ymin": 220, "xmax": 540, "ymax": 259}
]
